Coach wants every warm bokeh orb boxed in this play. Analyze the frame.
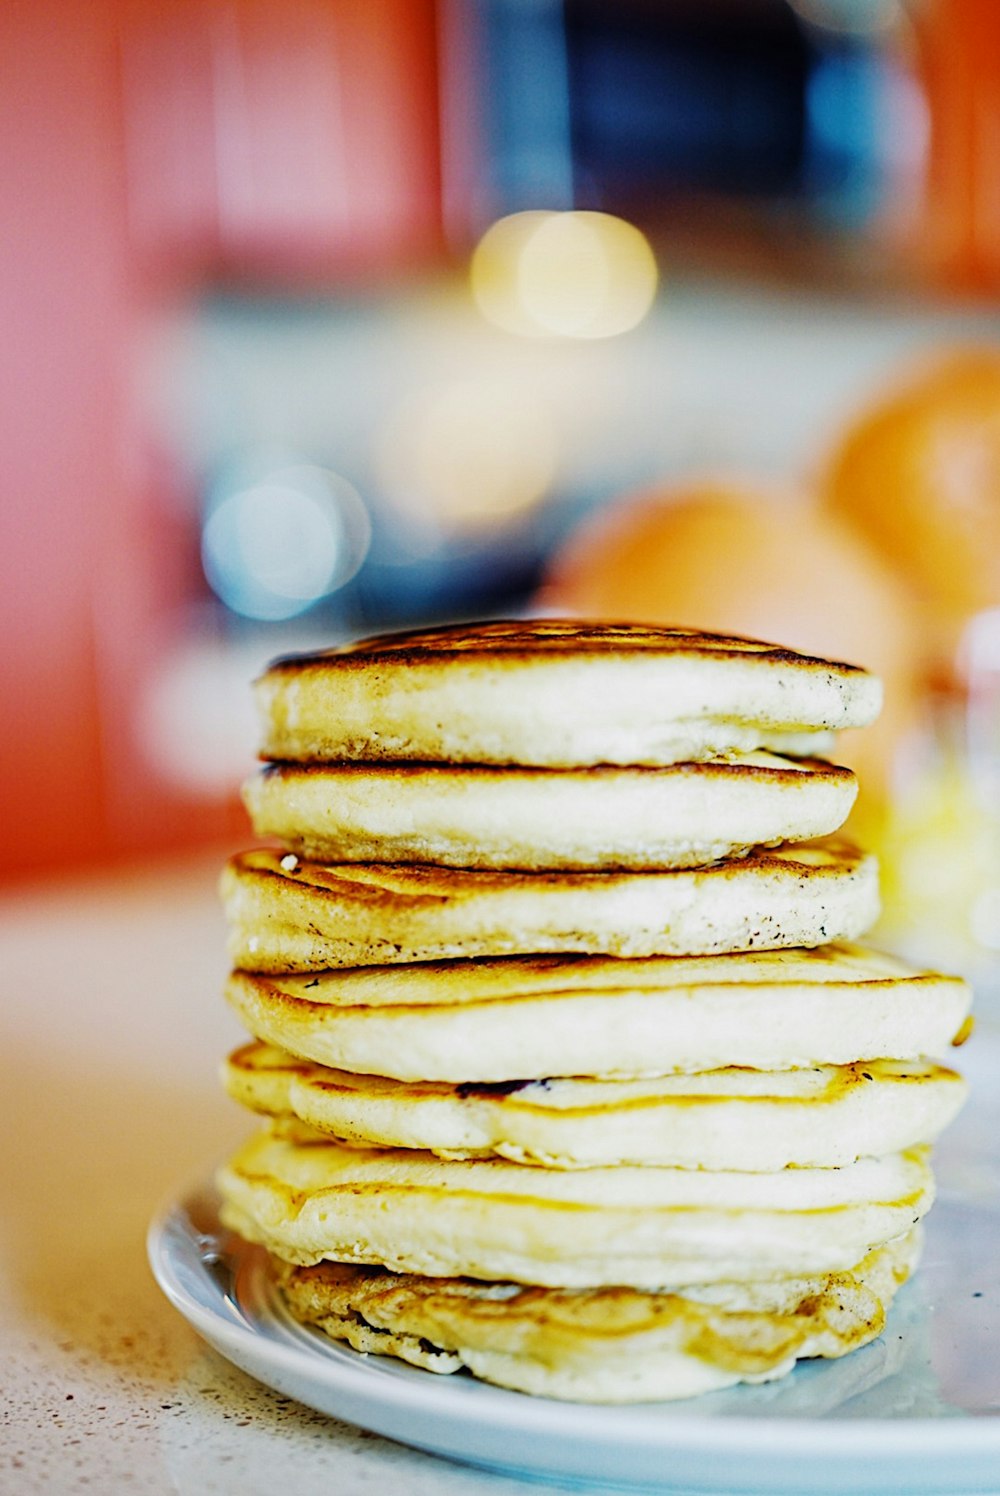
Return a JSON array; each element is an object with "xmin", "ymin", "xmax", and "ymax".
[
  {"xmin": 471, "ymin": 211, "xmax": 659, "ymax": 340},
  {"xmin": 538, "ymin": 482, "xmax": 924, "ymax": 816},
  {"xmin": 821, "ymin": 348, "xmax": 1000, "ymax": 666}
]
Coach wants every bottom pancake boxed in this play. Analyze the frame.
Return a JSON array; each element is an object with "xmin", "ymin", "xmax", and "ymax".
[{"xmin": 274, "ymin": 1228, "xmax": 920, "ymax": 1403}]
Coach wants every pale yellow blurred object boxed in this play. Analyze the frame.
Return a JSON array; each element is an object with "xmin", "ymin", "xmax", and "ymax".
[
  {"xmin": 470, "ymin": 211, "xmax": 658, "ymax": 340},
  {"xmin": 878, "ymin": 673, "xmax": 1000, "ymax": 983}
]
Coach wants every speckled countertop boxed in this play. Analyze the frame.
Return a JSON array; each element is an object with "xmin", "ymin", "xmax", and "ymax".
[{"xmin": 0, "ymin": 857, "xmax": 580, "ymax": 1496}]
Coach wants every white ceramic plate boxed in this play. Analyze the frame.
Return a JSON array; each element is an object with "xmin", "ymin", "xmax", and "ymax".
[{"xmin": 149, "ymin": 1037, "xmax": 1000, "ymax": 1495}]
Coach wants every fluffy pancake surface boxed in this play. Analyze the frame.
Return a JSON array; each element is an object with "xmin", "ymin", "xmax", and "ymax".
[
  {"xmin": 217, "ymin": 1128, "xmax": 933, "ymax": 1288},
  {"xmin": 221, "ymin": 838, "xmax": 880, "ymax": 971},
  {"xmin": 242, "ymin": 754, "xmax": 857, "ymax": 871},
  {"xmin": 223, "ymin": 943, "xmax": 971, "ymax": 1083},
  {"xmin": 210, "ymin": 618, "xmax": 969, "ymax": 1408},
  {"xmin": 255, "ymin": 620, "xmax": 882, "ymax": 767},
  {"xmin": 223, "ymin": 1042, "xmax": 968, "ymax": 1171},
  {"xmin": 273, "ymin": 1228, "xmax": 920, "ymax": 1402}
]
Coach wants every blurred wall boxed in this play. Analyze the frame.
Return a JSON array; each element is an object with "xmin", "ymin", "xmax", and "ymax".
[
  {"xmin": 0, "ymin": 0, "xmax": 440, "ymax": 881},
  {"xmin": 1, "ymin": 0, "xmax": 138, "ymax": 877},
  {"xmin": 4, "ymin": 0, "xmax": 1000, "ymax": 886}
]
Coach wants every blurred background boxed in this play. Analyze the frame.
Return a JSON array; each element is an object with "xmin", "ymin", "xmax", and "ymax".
[{"xmin": 3, "ymin": 0, "xmax": 1000, "ymax": 985}]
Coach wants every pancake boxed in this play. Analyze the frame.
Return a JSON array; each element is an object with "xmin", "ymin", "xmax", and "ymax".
[
  {"xmin": 216, "ymin": 1127, "xmax": 934, "ymax": 1288},
  {"xmin": 223, "ymin": 943, "xmax": 972, "ymax": 1083},
  {"xmin": 242, "ymin": 754, "xmax": 857, "ymax": 871},
  {"xmin": 254, "ymin": 620, "xmax": 882, "ymax": 767},
  {"xmin": 223, "ymin": 1042, "xmax": 968, "ymax": 1171},
  {"xmin": 221, "ymin": 838, "xmax": 879, "ymax": 972},
  {"xmin": 273, "ymin": 1227, "xmax": 921, "ymax": 1402}
]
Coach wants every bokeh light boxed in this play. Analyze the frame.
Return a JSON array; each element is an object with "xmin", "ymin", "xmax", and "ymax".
[
  {"xmin": 376, "ymin": 378, "xmax": 558, "ymax": 531},
  {"xmin": 471, "ymin": 211, "xmax": 659, "ymax": 340},
  {"xmin": 201, "ymin": 461, "xmax": 371, "ymax": 620}
]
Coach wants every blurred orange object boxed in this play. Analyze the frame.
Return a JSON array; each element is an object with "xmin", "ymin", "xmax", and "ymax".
[
  {"xmin": 821, "ymin": 348, "xmax": 1000, "ymax": 670},
  {"xmin": 538, "ymin": 482, "xmax": 923, "ymax": 818}
]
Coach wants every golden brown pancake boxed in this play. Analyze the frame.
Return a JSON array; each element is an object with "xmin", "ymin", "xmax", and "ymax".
[
  {"xmin": 221, "ymin": 838, "xmax": 879, "ymax": 971},
  {"xmin": 217, "ymin": 1125, "xmax": 934, "ymax": 1288},
  {"xmin": 254, "ymin": 620, "xmax": 882, "ymax": 767},
  {"xmin": 222, "ymin": 1041, "xmax": 968, "ymax": 1171},
  {"xmin": 273, "ymin": 1227, "xmax": 921, "ymax": 1401},
  {"xmin": 242, "ymin": 753, "xmax": 857, "ymax": 871},
  {"xmin": 222, "ymin": 942, "xmax": 972, "ymax": 1083}
]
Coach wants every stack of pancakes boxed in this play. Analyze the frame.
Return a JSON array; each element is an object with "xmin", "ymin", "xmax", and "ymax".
[{"xmin": 216, "ymin": 621, "xmax": 971, "ymax": 1402}]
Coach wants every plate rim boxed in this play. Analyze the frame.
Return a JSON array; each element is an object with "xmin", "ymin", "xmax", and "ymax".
[{"xmin": 148, "ymin": 1172, "xmax": 1000, "ymax": 1477}]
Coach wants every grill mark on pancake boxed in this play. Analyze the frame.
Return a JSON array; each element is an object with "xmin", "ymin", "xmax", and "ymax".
[
  {"xmin": 229, "ymin": 968, "xmax": 968, "ymax": 1017},
  {"xmin": 230, "ymin": 1170, "xmax": 931, "ymax": 1221},
  {"xmin": 254, "ymin": 757, "xmax": 855, "ymax": 786},
  {"xmin": 436, "ymin": 1064, "xmax": 960, "ymax": 1114},
  {"xmin": 275, "ymin": 1245, "xmax": 911, "ymax": 1340},
  {"xmin": 225, "ymin": 841, "xmax": 872, "ymax": 912},
  {"xmin": 261, "ymin": 620, "xmax": 870, "ymax": 674},
  {"xmin": 229, "ymin": 1047, "xmax": 963, "ymax": 1120},
  {"xmin": 454, "ymin": 1079, "xmax": 539, "ymax": 1098},
  {"xmin": 225, "ymin": 1041, "xmax": 316, "ymax": 1077}
]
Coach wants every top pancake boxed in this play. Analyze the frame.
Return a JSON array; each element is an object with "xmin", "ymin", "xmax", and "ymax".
[{"xmin": 254, "ymin": 620, "xmax": 882, "ymax": 768}]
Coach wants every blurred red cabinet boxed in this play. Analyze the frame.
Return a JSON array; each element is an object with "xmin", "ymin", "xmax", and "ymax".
[
  {"xmin": 120, "ymin": 0, "xmax": 441, "ymax": 285},
  {"xmin": 0, "ymin": 0, "xmax": 442, "ymax": 882}
]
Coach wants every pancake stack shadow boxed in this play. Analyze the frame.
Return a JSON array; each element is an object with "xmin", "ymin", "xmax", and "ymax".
[{"xmin": 216, "ymin": 621, "xmax": 971, "ymax": 1402}]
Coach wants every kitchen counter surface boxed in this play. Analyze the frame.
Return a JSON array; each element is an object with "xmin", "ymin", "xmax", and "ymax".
[
  {"xmin": 0, "ymin": 855, "xmax": 580, "ymax": 1496},
  {"xmin": 5, "ymin": 853, "xmax": 998, "ymax": 1496}
]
